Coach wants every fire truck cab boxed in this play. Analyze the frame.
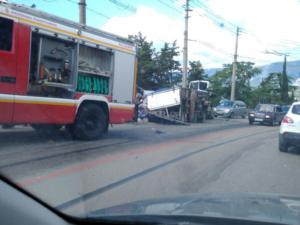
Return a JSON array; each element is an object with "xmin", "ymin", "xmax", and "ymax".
[{"xmin": 0, "ymin": 2, "xmax": 136, "ymax": 140}]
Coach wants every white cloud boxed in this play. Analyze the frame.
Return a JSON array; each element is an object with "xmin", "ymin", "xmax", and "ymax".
[
  {"xmin": 101, "ymin": 1, "xmax": 300, "ymax": 69},
  {"xmin": 102, "ymin": 6, "xmax": 183, "ymax": 45}
]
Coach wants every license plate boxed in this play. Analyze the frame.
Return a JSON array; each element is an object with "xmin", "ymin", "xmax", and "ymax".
[{"xmin": 255, "ymin": 118, "xmax": 263, "ymax": 121}]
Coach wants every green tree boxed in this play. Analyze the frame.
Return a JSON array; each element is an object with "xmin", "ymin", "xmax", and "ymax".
[
  {"xmin": 209, "ymin": 61, "xmax": 261, "ymax": 106},
  {"xmin": 209, "ymin": 68, "xmax": 231, "ymax": 106},
  {"xmin": 130, "ymin": 33, "xmax": 180, "ymax": 90},
  {"xmin": 154, "ymin": 41, "xmax": 180, "ymax": 88},
  {"xmin": 129, "ymin": 32, "xmax": 156, "ymax": 90},
  {"xmin": 188, "ymin": 61, "xmax": 206, "ymax": 82},
  {"xmin": 253, "ymin": 71, "xmax": 294, "ymax": 106},
  {"xmin": 281, "ymin": 56, "xmax": 289, "ymax": 103},
  {"xmin": 254, "ymin": 73, "xmax": 281, "ymax": 104}
]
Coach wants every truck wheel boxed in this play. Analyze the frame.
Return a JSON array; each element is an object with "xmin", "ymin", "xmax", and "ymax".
[
  {"xmin": 70, "ymin": 103, "xmax": 108, "ymax": 140},
  {"xmin": 198, "ymin": 112, "xmax": 205, "ymax": 123},
  {"xmin": 207, "ymin": 113, "xmax": 214, "ymax": 120},
  {"xmin": 271, "ymin": 120, "xmax": 275, "ymax": 126}
]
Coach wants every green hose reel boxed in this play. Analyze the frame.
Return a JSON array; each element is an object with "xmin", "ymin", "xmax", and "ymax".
[{"xmin": 77, "ymin": 73, "xmax": 109, "ymax": 95}]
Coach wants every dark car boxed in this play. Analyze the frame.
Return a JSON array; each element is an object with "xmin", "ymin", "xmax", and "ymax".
[
  {"xmin": 248, "ymin": 104, "xmax": 285, "ymax": 126},
  {"xmin": 281, "ymin": 105, "xmax": 290, "ymax": 114}
]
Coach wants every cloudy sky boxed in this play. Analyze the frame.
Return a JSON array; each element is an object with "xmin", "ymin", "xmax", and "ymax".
[{"xmin": 11, "ymin": 0, "xmax": 300, "ymax": 68}]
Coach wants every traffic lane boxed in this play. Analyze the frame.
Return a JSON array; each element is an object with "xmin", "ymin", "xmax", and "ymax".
[
  {"xmin": 0, "ymin": 117, "xmax": 247, "ymax": 151},
  {"xmin": 13, "ymin": 125, "xmax": 276, "ymax": 213},
  {"xmin": 0, "ymin": 117, "xmax": 246, "ymax": 152},
  {"xmin": 203, "ymin": 130, "xmax": 300, "ymax": 195},
  {"xmin": 60, "ymin": 126, "xmax": 280, "ymax": 215},
  {"xmin": 0, "ymin": 118, "xmax": 249, "ymax": 179}
]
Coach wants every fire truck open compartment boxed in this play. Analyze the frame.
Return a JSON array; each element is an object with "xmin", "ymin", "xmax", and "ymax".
[
  {"xmin": 28, "ymin": 32, "xmax": 77, "ymax": 98},
  {"xmin": 77, "ymin": 45, "xmax": 113, "ymax": 95},
  {"xmin": 28, "ymin": 32, "xmax": 113, "ymax": 97}
]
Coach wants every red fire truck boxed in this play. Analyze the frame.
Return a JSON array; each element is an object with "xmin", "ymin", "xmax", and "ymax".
[{"xmin": 0, "ymin": 2, "xmax": 137, "ymax": 140}]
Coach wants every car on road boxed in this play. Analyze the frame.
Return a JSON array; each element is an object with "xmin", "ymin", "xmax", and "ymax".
[
  {"xmin": 279, "ymin": 102, "xmax": 300, "ymax": 152},
  {"xmin": 213, "ymin": 100, "xmax": 247, "ymax": 118},
  {"xmin": 281, "ymin": 105, "xmax": 291, "ymax": 114},
  {"xmin": 248, "ymin": 104, "xmax": 285, "ymax": 126}
]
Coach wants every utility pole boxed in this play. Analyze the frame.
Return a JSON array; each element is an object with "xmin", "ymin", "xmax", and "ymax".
[
  {"xmin": 182, "ymin": 0, "xmax": 189, "ymax": 88},
  {"xmin": 230, "ymin": 27, "xmax": 240, "ymax": 101},
  {"xmin": 281, "ymin": 54, "xmax": 289, "ymax": 102},
  {"xmin": 79, "ymin": 0, "xmax": 86, "ymax": 25}
]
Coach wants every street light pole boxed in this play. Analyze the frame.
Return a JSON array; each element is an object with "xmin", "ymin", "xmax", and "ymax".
[
  {"xmin": 230, "ymin": 27, "xmax": 240, "ymax": 101},
  {"xmin": 182, "ymin": 0, "xmax": 189, "ymax": 88},
  {"xmin": 79, "ymin": 0, "xmax": 86, "ymax": 25}
]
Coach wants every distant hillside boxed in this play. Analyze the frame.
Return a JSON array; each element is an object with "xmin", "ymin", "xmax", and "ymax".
[
  {"xmin": 205, "ymin": 60, "xmax": 300, "ymax": 87},
  {"xmin": 251, "ymin": 60, "xmax": 300, "ymax": 86},
  {"xmin": 205, "ymin": 68, "xmax": 222, "ymax": 77}
]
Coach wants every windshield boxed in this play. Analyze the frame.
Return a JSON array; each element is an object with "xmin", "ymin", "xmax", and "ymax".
[
  {"xmin": 292, "ymin": 104, "xmax": 300, "ymax": 115},
  {"xmin": 190, "ymin": 82, "xmax": 198, "ymax": 90},
  {"xmin": 282, "ymin": 105, "xmax": 290, "ymax": 113},
  {"xmin": 255, "ymin": 104, "xmax": 274, "ymax": 112},
  {"xmin": 1, "ymin": 1, "xmax": 300, "ymax": 225},
  {"xmin": 219, "ymin": 100, "xmax": 233, "ymax": 107}
]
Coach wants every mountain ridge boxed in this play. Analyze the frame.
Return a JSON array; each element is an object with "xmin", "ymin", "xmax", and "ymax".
[{"xmin": 205, "ymin": 60, "xmax": 300, "ymax": 87}]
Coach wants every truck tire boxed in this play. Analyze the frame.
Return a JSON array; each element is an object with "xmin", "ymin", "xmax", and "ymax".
[
  {"xmin": 270, "ymin": 120, "xmax": 275, "ymax": 126},
  {"xmin": 206, "ymin": 111, "xmax": 214, "ymax": 120},
  {"xmin": 198, "ymin": 112, "xmax": 205, "ymax": 123},
  {"xmin": 69, "ymin": 103, "xmax": 108, "ymax": 140}
]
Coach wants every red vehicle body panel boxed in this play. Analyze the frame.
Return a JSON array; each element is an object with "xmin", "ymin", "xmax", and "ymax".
[
  {"xmin": 110, "ymin": 107, "xmax": 134, "ymax": 124},
  {"xmin": 0, "ymin": 21, "xmax": 18, "ymax": 123},
  {"xmin": 15, "ymin": 23, "xmax": 30, "ymax": 95},
  {"xmin": 13, "ymin": 103, "xmax": 76, "ymax": 124},
  {"xmin": 0, "ymin": 102, "xmax": 14, "ymax": 124}
]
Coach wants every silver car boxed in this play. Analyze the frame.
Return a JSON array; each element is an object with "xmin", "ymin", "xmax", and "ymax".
[{"xmin": 213, "ymin": 100, "xmax": 247, "ymax": 118}]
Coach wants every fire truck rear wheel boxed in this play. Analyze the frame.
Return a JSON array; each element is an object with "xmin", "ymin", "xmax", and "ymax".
[{"xmin": 70, "ymin": 103, "xmax": 108, "ymax": 140}]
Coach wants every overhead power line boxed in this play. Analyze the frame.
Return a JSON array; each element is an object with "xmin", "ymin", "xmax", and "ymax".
[
  {"xmin": 107, "ymin": 0, "xmax": 136, "ymax": 13},
  {"xmin": 188, "ymin": 39, "xmax": 232, "ymax": 56},
  {"xmin": 191, "ymin": 0, "xmax": 236, "ymax": 34},
  {"xmin": 156, "ymin": 0, "xmax": 183, "ymax": 14}
]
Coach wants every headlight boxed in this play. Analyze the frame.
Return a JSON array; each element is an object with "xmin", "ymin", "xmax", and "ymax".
[
  {"xmin": 265, "ymin": 115, "xmax": 271, "ymax": 118},
  {"xmin": 249, "ymin": 113, "xmax": 254, "ymax": 117},
  {"xmin": 224, "ymin": 108, "xmax": 230, "ymax": 113}
]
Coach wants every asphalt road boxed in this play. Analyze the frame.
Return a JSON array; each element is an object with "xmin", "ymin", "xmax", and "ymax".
[{"xmin": 0, "ymin": 118, "xmax": 300, "ymax": 216}]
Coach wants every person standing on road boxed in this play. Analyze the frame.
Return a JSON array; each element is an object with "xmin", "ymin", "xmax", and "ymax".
[{"xmin": 133, "ymin": 93, "xmax": 143, "ymax": 122}]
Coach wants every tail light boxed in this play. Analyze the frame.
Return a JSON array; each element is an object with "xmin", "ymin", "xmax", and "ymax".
[{"xmin": 282, "ymin": 116, "xmax": 294, "ymax": 124}]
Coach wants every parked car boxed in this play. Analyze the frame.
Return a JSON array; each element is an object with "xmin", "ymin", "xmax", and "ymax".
[
  {"xmin": 248, "ymin": 104, "xmax": 285, "ymax": 126},
  {"xmin": 281, "ymin": 105, "xmax": 290, "ymax": 114},
  {"xmin": 279, "ymin": 102, "xmax": 300, "ymax": 152},
  {"xmin": 213, "ymin": 100, "xmax": 247, "ymax": 118}
]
